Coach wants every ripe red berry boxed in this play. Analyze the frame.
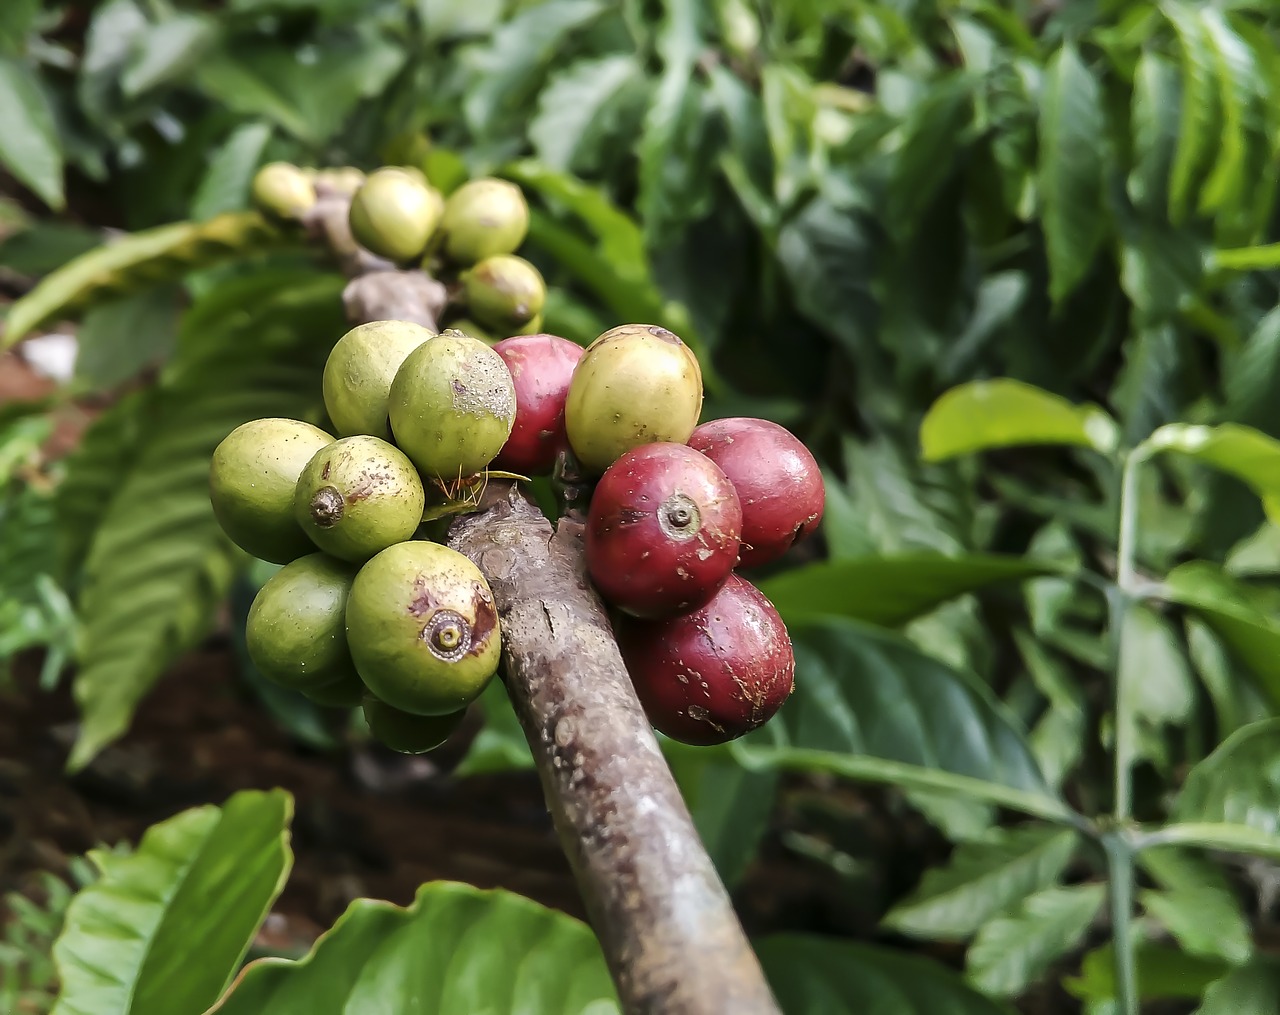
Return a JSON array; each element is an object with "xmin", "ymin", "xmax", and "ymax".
[
  {"xmin": 689, "ymin": 417, "xmax": 824, "ymax": 569},
  {"xmin": 614, "ymin": 574, "xmax": 795, "ymax": 746},
  {"xmin": 491, "ymin": 333, "xmax": 584, "ymax": 475},
  {"xmin": 586, "ymin": 442, "xmax": 742, "ymax": 618}
]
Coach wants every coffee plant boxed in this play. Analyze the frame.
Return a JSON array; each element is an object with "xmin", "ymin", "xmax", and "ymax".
[{"xmin": 7, "ymin": 0, "xmax": 1280, "ymax": 1011}]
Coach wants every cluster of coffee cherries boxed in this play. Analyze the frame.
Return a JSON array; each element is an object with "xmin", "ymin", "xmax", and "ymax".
[
  {"xmin": 251, "ymin": 161, "xmax": 543, "ymax": 342},
  {"xmin": 565, "ymin": 326, "xmax": 824, "ymax": 746}
]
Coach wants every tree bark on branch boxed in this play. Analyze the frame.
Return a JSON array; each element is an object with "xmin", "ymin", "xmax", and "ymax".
[{"xmin": 309, "ymin": 193, "xmax": 782, "ymax": 1015}]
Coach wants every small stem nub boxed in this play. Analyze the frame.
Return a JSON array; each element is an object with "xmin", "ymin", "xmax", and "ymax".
[{"xmin": 310, "ymin": 485, "xmax": 345, "ymax": 527}]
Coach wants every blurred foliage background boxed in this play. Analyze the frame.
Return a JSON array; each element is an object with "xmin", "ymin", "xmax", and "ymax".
[{"xmin": 7, "ymin": 0, "xmax": 1280, "ymax": 1011}]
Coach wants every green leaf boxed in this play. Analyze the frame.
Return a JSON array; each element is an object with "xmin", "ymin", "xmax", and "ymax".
[
  {"xmin": 529, "ymin": 54, "xmax": 643, "ymax": 174},
  {"xmin": 454, "ymin": 679, "xmax": 534, "ymax": 776},
  {"xmin": 663, "ymin": 740, "xmax": 778, "ymax": 889},
  {"xmin": 191, "ymin": 122, "xmax": 273, "ymax": 221},
  {"xmin": 734, "ymin": 618, "xmax": 1069, "ymax": 824},
  {"xmin": 776, "ymin": 191, "xmax": 878, "ymax": 358},
  {"xmin": 1038, "ymin": 43, "xmax": 1108, "ymax": 302},
  {"xmin": 1146, "ymin": 422, "xmax": 1280, "ymax": 507},
  {"xmin": 1117, "ymin": 605, "xmax": 1195, "ymax": 765},
  {"xmin": 73, "ymin": 286, "xmax": 181, "ymax": 392},
  {"xmin": 55, "ymin": 390, "xmax": 154, "ymax": 582},
  {"xmin": 51, "ymin": 789, "xmax": 292, "ymax": 1015},
  {"xmin": 760, "ymin": 554, "xmax": 1059, "ymax": 628},
  {"xmin": 3, "ymin": 212, "xmax": 293, "ymax": 346},
  {"xmin": 637, "ymin": 0, "xmax": 710, "ymax": 239},
  {"xmin": 1147, "ymin": 823, "xmax": 1280, "ymax": 861},
  {"xmin": 210, "ymin": 882, "xmax": 618, "ymax": 1014},
  {"xmin": 68, "ymin": 273, "xmax": 344, "ymax": 769},
  {"xmin": 1139, "ymin": 887, "xmax": 1251, "ymax": 966},
  {"xmin": 884, "ymin": 825, "xmax": 1078, "ymax": 941},
  {"xmin": 1174, "ymin": 718, "xmax": 1280, "ymax": 835},
  {"xmin": 1164, "ymin": 2, "xmax": 1221, "ymax": 223},
  {"xmin": 1015, "ymin": 631, "xmax": 1087, "ymax": 789},
  {"xmin": 889, "ymin": 76, "xmax": 973, "ymax": 240},
  {"xmin": 462, "ymin": 0, "xmax": 606, "ymax": 139},
  {"xmin": 1163, "ymin": 561, "xmax": 1280, "ymax": 705},
  {"xmin": 757, "ymin": 934, "xmax": 1014, "ymax": 1015},
  {"xmin": 417, "ymin": 0, "xmax": 505, "ymax": 41},
  {"xmin": 1195, "ymin": 8, "xmax": 1266, "ymax": 235},
  {"xmin": 1195, "ymin": 958, "xmax": 1280, "ymax": 1015},
  {"xmin": 1127, "ymin": 52, "xmax": 1181, "ymax": 214},
  {"xmin": 78, "ymin": 0, "xmax": 148, "ymax": 129},
  {"xmin": 121, "ymin": 13, "xmax": 218, "ymax": 97},
  {"xmin": 0, "ymin": 223, "xmax": 101, "ymax": 277},
  {"xmin": 920, "ymin": 379, "xmax": 1119, "ymax": 462},
  {"xmin": 0, "ymin": 57, "xmax": 64, "ymax": 210},
  {"xmin": 1066, "ymin": 941, "xmax": 1230, "ymax": 1002},
  {"xmin": 965, "ymin": 883, "xmax": 1106, "ymax": 997}
]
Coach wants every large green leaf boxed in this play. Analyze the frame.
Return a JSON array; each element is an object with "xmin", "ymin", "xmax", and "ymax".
[
  {"xmin": 920, "ymin": 379, "xmax": 1119, "ymax": 462},
  {"xmin": 210, "ymin": 882, "xmax": 618, "ymax": 1014},
  {"xmin": 887, "ymin": 76, "xmax": 974, "ymax": 241},
  {"xmin": 73, "ymin": 287, "xmax": 181, "ymax": 392},
  {"xmin": 1163, "ymin": 561, "xmax": 1280, "ymax": 704},
  {"xmin": 1195, "ymin": 958, "xmax": 1280, "ymax": 1015},
  {"xmin": 757, "ymin": 934, "xmax": 1014, "ymax": 1015},
  {"xmin": 191, "ymin": 122, "xmax": 273, "ymax": 221},
  {"xmin": 0, "ymin": 56, "xmax": 64, "ymax": 210},
  {"xmin": 1195, "ymin": 8, "xmax": 1267, "ymax": 237},
  {"xmin": 1147, "ymin": 422, "xmax": 1280, "ymax": 506},
  {"xmin": 1128, "ymin": 52, "xmax": 1181, "ymax": 214},
  {"xmin": 759, "ymin": 554, "xmax": 1059, "ymax": 628},
  {"xmin": 68, "ymin": 272, "xmax": 344, "ymax": 769},
  {"xmin": 1173, "ymin": 718, "xmax": 1280, "ymax": 834},
  {"xmin": 884, "ymin": 825, "xmax": 1078, "ymax": 941},
  {"xmin": 1138, "ymin": 850, "xmax": 1252, "ymax": 968},
  {"xmin": 964, "ymin": 883, "xmax": 1106, "ymax": 997},
  {"xmin": 529, "ymin": 54, "xmax": 644, "ymax": 175},
  {"xmin": 1117, "ymin": 604, "xmax": 1196, "ymax": 770},
  {"xmin": 121, "ymin": 12, "xmax": 218, "ymax": 97},
  {"xmin": 1038, "ymin": 42, "xmax": 1108, "ymax": 303},
  {"xmin": 1164, "ymin": 2, "xmax": 1222, "ymax": 223},
  {"xmin": 637, "ymin": 0, "xmax": 710, "ymax": 239},
  {"xmin": 734, "ymin": 618, "xmax": 1069, "ymax": 823},
  {"xmin": 462, "ymin": 0, "xmax": 607, "ymax": 139},
  {"xmin": 2, "ymin": 211, "xmax": 293, "ymax": 346},
  {"xmin": 51, "ymin": 789, "xmax": 292, "ymax": 1015},
  {"xmin": 1066, "ymin": 941, "xmax": 1230, "ymax": 1003}
]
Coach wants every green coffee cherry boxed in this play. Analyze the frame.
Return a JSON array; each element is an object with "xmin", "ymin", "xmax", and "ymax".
[
  {"xmin": 315, "ymin": 166, "xmax": 367, "ymax": 196},
  {"xmin": 251, "ymin": 162, "xmax": 317, "ymax": 221},
  {"xmin": 345, "ymin": 541, "xmax": 501, "ymax": 715},
  {"xmin": 564, "ymin": 324, "xmax": 705, "ymax": 473},
  {"xmin": 349, "ymin": 168, "xmax": 444, "ymax": 263},
  {"xmin": 294, "ymin": 435, "xmax": 426, "ymax": 562},
  {"xmin": 362, "ymin": 695, "xmax": 466, "ymax": 753},
  {"xmin": 387, "ymin": 331, "xmax": 516, "ymax": 482},
  {"xmin": 460, "ymin": 255, "xmax": 546, "ymax": 331},
  {"xmin": 246, "ymin": 553, "xmax": 360, "ymax": 692},
  {"xmin": 210, "ymin": 418, "xmax": 333, "ymax": 563},
  {"xmin": 438, "ymin": 178, "xmax": 529, "ymax": 265},
  {"xmin": 301, "ymin": 669, "xmax": 367, "ymax": 708},
  {"xmin": 322, "ymin": 320, "xmax": 435, "ymax": 441}
]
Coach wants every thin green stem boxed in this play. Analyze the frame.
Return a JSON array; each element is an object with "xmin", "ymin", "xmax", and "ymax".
[
  {"xmin": 1107, "ymin": 448, "xmax": 1147, "ymax": 1015},
  {"xmin": 1104, "ymin": 833, "xmax": 1139, "ymax": 1015},
  {"xmin": 1111, "ymin": 448, "xmax": 1147, "ymax": 820}
]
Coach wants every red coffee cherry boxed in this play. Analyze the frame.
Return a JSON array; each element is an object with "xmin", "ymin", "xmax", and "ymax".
[{"xmin": 491, "ymin": 333, "xmax": 584, "ymax": 475}]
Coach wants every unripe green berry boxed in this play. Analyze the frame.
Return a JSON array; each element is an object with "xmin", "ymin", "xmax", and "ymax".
[
  {"xmin": 564, "ymin": 324, "xmax": 704, "ymax": 473},
  {"xmin": 349, "ymin": 168, "xmax": 444, "ymax": 264},
  {"xmin": 246, "ymin": 553, "xmax": 360, "ymax": 692},
  {"xmin": 322, "ymin": 320, "xmax": 435, "ymax": 441},
  {"xmin": 460, "ymin": 254, "xmax": 546, "ymax": 331},
  {"xmin": 345, "ymin": 541, "xmax": 501, "ymax": 716},
  {"xmin": 388, "ymin": 331, "xmax": 516, "ymax": 482},
  {"xmin": 362, "ymin": 695, "xmax": 466, "ymax": 753},
  {"xmin": 251, "ymin": 162, "xmax": 316, "ymax": 220},
  {"xmin": 438, "ymin": 178, "xmax": 529, "ymax": 265},
  {"xmin": 293, "ymin": 435, "xmax": 426, "ymax": 562},
  {"xmin": 210, "ymin": 418, "xmax": 333, "ymax": 563}
]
